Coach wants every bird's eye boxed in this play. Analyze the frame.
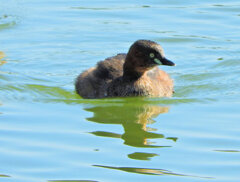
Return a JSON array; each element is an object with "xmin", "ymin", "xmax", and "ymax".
[{"xmin": 149, "ymin": 53, "xmax": 155, "ymax": 58}]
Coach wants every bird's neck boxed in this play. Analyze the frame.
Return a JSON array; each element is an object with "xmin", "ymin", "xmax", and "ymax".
[{"xmin": 123, "ymin": 55, "xmax": 145, "ymax": 81}]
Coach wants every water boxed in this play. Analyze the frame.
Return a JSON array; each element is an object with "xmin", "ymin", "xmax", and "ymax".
[{"xmin": 0, "ymin": 0, "xmax": 240, "ymax": 181}]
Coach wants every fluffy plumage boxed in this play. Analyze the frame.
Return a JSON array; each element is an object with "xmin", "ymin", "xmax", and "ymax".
[{"xmin": 75, "ymin": 40, "xmax": 175, "ymax": 99}]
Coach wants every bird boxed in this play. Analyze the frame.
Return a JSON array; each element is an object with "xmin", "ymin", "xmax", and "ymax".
[{"xmin": 75, "ymin": 40, "xmax": 175, "ymax": 99}]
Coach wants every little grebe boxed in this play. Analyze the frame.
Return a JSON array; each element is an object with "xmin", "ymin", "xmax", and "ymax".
[{"xmin": 75, "ymin": 40, "xmax": 175, "ymax": 99}]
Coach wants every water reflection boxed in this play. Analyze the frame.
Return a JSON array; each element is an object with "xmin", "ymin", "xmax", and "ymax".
[
  {"xmin": 71, "ymin": 5, "xmax": 151, "ymax": 11},
  {"xmin": 93, "ymin": 165, "xmax": 212, "ymax": 179},
  {"xmin": 0, "ymin": 51, "xmax": 6, "ymax": 66},
  {"xmin": 0, "ymin": 174, "xmax": 10, "ymax": 177},
  {"xmin": 128, "ymin": 152, "xmax": 158, "ymax": 161},
  {"xmin": 0, "ymin": 14, "xmax": 16, "ymax": 30},
  {"xmin": 84, "ymin": 100, "xmax": 177, "ymax": 161},
  {"xmin": 214, "ymin": 150, "xmax": 240, "ymax": 153},
  {"xmin": 94, "ymin": 164, "xmax": 185, "ymax": 176},
  {"xmin": 0, "ymin": 102, "xmax": 2, "ymax": 115}
]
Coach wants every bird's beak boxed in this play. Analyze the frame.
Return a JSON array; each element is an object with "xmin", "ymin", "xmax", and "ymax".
[{"xmin": 161, "ymin": 57, "xmax": 175, "ymax": 66}]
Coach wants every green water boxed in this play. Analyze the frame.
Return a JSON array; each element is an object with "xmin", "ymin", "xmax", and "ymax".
[{"xmin": 0, "ymin": 0, "xmax": 240, "ymax": 182}]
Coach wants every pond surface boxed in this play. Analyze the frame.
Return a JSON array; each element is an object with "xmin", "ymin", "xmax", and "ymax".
[{"xmin": 0, "ymin": 0, "xmax": 240, "ymax": 182}]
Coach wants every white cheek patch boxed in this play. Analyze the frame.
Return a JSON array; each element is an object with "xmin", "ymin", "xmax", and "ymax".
[{"xmin": 154, "ymin": 58, "xmax": 162, "ymax": 65}]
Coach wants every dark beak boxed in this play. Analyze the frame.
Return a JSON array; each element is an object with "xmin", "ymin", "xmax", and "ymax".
[{"xmin": 161, "ymin": 57, "xmax": 175, "ymax": 66}]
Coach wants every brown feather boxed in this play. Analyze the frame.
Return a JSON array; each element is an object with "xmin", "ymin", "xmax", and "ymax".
[{"xmin": 75, "ymin": 40, "xmax": 174, "ymax": 99}]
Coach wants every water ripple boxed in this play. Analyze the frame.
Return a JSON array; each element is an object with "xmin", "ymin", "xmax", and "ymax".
[
  {"xmin": 0, "ymin": 174, "xmax": 10, "ymax": 177},
  {"xmin": 93, "ymin": 165, "xmax": 213, "ymax": 179},
  {"xmin": 71, "ymin": 5, "xmax": 151, "ymax": 11},
  {"xmin": 49, "ymin": 180, "xmax": 98, "ymax": 182},
  {"xmin": 0, "ymin": 14, "xmax": 17, "ymax": 30}
]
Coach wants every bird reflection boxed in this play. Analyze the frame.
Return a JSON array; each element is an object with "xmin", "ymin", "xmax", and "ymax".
[
  {"xmin": 0, "ymin": 173, "xmax": 10, "ymax": 177},
  {"xmin": 93, "ymin": 164, "xmax": 187, "ymax": 176},
  {"xmin": 84, "ymin": 101, "xmax": 177, "ymax": 149},
  {"xmin": 93, "ymin": 164, "xmax": 212, "ymax": 179}
]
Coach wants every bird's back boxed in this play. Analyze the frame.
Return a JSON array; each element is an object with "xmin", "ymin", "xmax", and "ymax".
[{"xmin": 75, "ymin": 54, "xmax": 126, "ymax": 98}]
